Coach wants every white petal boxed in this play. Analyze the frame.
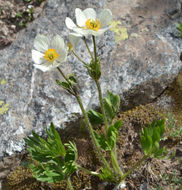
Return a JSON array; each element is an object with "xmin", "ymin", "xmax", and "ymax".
[
  {"xmin": 32, "ymin": 49, "xmax": 44, "ymax": 64},
  {"xmin": 34, "ymin": 34, "xmax": 49, "ymax": 53},
  {"xmin": 91, "ymin": 27, "xmax": 109, "ymax": 36},
  {"xmin": 72, "ymin": 28, "xmax": 89, "ymax": 37},
  {"xmin": 57, "ymin": 49, "xmax": 67, "ymax": 63},
  {"xmin": 52, "ymin": 34, "xmax": 66, "ymax": 52},
  {"xmin": 75, "ymin": 8, "xmax": 87, "ymax": 27},
  {"xmin": 34, "ymin": 64, "xmax": 51, "ymax": 72},
  {"xmin": 65, "ymin": 17, "xmax": 77, "ymax": 30},
  {"xmin": 99, "ymin": 9, "xmax": 112, "ymax": 28},
  {"xmin": 83, "ymin": 8, "xmax": 96, "ymax": 20},
  {"xmin": 69, "ymin": 33, "xmax": 82, "ymax": 49}
]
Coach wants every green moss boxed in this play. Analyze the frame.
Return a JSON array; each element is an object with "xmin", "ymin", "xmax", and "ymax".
[
  {"xmin": 110, "ymin": 20, "xmax": 128, "ymax": 42},
  {"xmin": 5, "ymin": 167, "xmax": 42, "ymax": 190},
  {"xmin": 120, "ymin": 104, "xmax": 162, "ymax": 127},
  {"xmin": 166, "ymin": 71, "xmax": 182, "ymax": 126}
]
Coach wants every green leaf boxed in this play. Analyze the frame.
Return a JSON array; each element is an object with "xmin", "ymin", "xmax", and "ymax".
[
  {"xmin": 140, "ymin": 119, "xmax": 166, "ymax": 157},
  {"xmin": 104, "ymin": 98, "xmax": 113, "ymax": 122},
  {"xmin": 87, "ymin": 58, "xmax": 101, "ymax": 80},
  {"xmin": 24, "ymin": 122, "xmax": 74, "ymax": 183},
  {"xmin": 87, "ymin": 109, "xmax": 104, "ymax": 125},
  {"xmin": 56, "ymin": 80, "xmax": 70, "ymax": 90},
  {"xmin": 46, "ymin": 123, "xmax": 66, "ymax": 157},
  {"xmin": 103, "ymin": 91, "xmax": 120, "ymax": 124},
  {"xmin": 94, "ymin": 131, "xmax": 111, "ymax": 151},
  {"xmin": 64, "ymin": 142, "xmax": 78, "ymax": 175},
  {"xmin": 114, "ymin": 119, "xmax": 122, "ymax": 130},
  {"xmin": 68, "ymin": 74, "xmax": 77, "ymax": 83},
  {"xmin": 98, "ymin": 167, "xmax": 115, "ymax": 181},
  {"xmin": 107, "ymin": 125, "xmax": 117, "ymax": 149}
]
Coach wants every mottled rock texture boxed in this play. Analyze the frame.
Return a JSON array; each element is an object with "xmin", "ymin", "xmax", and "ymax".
[{"xmin": 0, "ymin": 0, "xmax": 181, "ymax": 158}]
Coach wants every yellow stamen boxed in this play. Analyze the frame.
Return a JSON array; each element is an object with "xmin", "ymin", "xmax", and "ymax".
[
  {"xmin": 44, "ymin": 48, "xmax": 60, "ymax": 62},
  {"xmin": 85, "ymin": 18, "xmax": 101, "ymax": 31}
]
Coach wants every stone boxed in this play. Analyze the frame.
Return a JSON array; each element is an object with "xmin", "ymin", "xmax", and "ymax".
[{"xmin": 0, "ymin": 0, "xmax": 182, "ymax": 160}]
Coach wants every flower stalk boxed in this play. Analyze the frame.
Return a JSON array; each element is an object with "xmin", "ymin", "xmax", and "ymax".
[
  {"xmin": 77, "ymin": 165, "xmax": 100, "ymax": 176},
  {"xmin": 56, "ymin": 66, "xmax": 112, "ymax": 173},
  {"xmin": 72, "ymin": 51, "xmax": 88, "ymax": 66},
  {"xmin": 92, "ymin": 36, "xmax": 124, "ymax": 179},
  {"xmin": 83, "ymin": 37, "xmax": 94, "ymax": 61},
  {"xmin": 75, "ymin": 95, "xmax": 112, "ymax": 172},
  {"xmin": 92, "ymin": 35, "xmax": 97, "ymax": 63},
  {"xmin": 114, "ymin": 154, "xmax": 149, "ymax": 190},
  {"xmin": 67, "ymin": 177, "xmax": 74, "ymax": 190}
]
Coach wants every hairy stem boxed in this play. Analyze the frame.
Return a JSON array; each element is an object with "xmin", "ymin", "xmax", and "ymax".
[
  {"xmin": 111, "ymin": 145, "xmax": 123, "ymax": 177},
  {"xmin": 57, "ymin": 67, "xmax": 70, "ymax": 83},
  {"xmin": 76, "ymin": 95, "xmax": 112, "ymax": 172},
  {"xmin": 72, "ymin": 51, "xmax": 88, "ymax": 66},
  {"xmin": 92, "ymin": 35, "xmax": 97, "ymax": 62},
  {"xmin": 114, "ymin": 154, "xmax": 149, "ymax": 190},
  {"xmin": 95, "ymin": 80, "xmax": 109, "ymax": 132},
  {"xmin": 83, "ymin": 37, "xmax": 94, "ymax": 61},
  {"xmin": 77, "ymin": 165, "xmax": 99, "ymax": 176},
  {"xmin": 67, "ymin": 177, "xmax": 74, "ymax": 190}
]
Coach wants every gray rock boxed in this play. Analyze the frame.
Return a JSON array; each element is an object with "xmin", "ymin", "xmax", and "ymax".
[{"xmin": 0, "ymin": 0, "xmax": 182, "ymax": 159}]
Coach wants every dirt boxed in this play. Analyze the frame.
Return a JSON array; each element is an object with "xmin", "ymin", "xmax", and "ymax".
[{"xmin": 0, "ymin": 0, "xmax": 46, "ymax": 50}]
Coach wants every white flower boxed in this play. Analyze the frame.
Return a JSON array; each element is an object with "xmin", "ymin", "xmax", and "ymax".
[
  {"xmin": 68, "ymin": 33, "xmax": 82, "ymax": 51},
  {"xmin": 32, "ymin": 34, "xmax": 67, "ymax": 72},
  {"xmin": 65, "ymin": 8, "xmax": 112, "ymax": 37}
]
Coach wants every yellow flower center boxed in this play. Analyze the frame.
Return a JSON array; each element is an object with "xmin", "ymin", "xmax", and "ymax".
[
  {"xmin": 85, "ymin": 18, "xmax": 101, "ymax": 31},
  {"xmin": 44, "ymin": 48, "xmax": 60, "ymax": 62}
]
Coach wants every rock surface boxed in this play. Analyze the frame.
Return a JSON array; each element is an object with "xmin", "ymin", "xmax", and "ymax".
[{"xmin": 0, "ymin": 0, "xmax": 182, "ymax": 158}]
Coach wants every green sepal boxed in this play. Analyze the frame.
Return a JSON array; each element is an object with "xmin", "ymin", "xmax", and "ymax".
[
  {"xmin": 56, "ymin": 80, "xmax": 70, "ymax": 90},
  {"xmin": 68, "ymin": 74, "xmax": 77, "ymax": 84},
  {"xmin": 86, "ymin": 58, "xmax": 101, "ymax": 80}
]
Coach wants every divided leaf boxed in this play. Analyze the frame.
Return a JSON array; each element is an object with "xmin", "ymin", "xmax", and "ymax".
[
  {"xmin": 87, "ymin": 109, "xmax": 104, "ymax": 125},
  {"xmin": 24, "ymin": 123, "xmax": 78, "ymax": 183},
  {"xmin": 140, "ymin": 119, "xmax": 166, "ymax": 158},
  {"xmin": 94, "ymin": 120, "xmax": 122, "ymax": 151},
  {"xmin": 103, "ymin": 91, "xmax": 120, "ymax": 124}
]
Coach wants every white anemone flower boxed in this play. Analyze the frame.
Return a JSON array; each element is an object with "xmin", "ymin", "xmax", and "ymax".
[
  {"xmin": 68, "ymin": 33, "xmax": 82, "ymax": 51},
  {"xmin": 65, "ymin": 8, "xmax": 112, "ymax": 37},
  {"xmin": 32, "ymin": 34, "xmax": 67, "ymax": 72}
]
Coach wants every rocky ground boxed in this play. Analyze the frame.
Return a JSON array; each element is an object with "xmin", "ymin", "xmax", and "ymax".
[{"xmin": 0, "ymin": 0, "xmax": 46, "ymax": 50}]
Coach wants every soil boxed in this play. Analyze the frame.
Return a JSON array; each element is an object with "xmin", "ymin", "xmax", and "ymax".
[{"xmin": 0, "ymin": 0, "xmax": 46, "ymax": 50}]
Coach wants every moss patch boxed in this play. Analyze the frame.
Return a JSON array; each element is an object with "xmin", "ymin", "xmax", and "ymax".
[{"xmin": 165, "ymin": 71, "xmax": 182, "ymax": 126}]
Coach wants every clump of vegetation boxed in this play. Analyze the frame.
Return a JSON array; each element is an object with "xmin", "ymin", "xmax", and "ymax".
[
  {"xmin": 22, "ymin": 7, "xmax": 170, "ymax": 190},
  {"xmin": 176, "ymin": 23, "xmax": 182, "ymax": 38}
]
